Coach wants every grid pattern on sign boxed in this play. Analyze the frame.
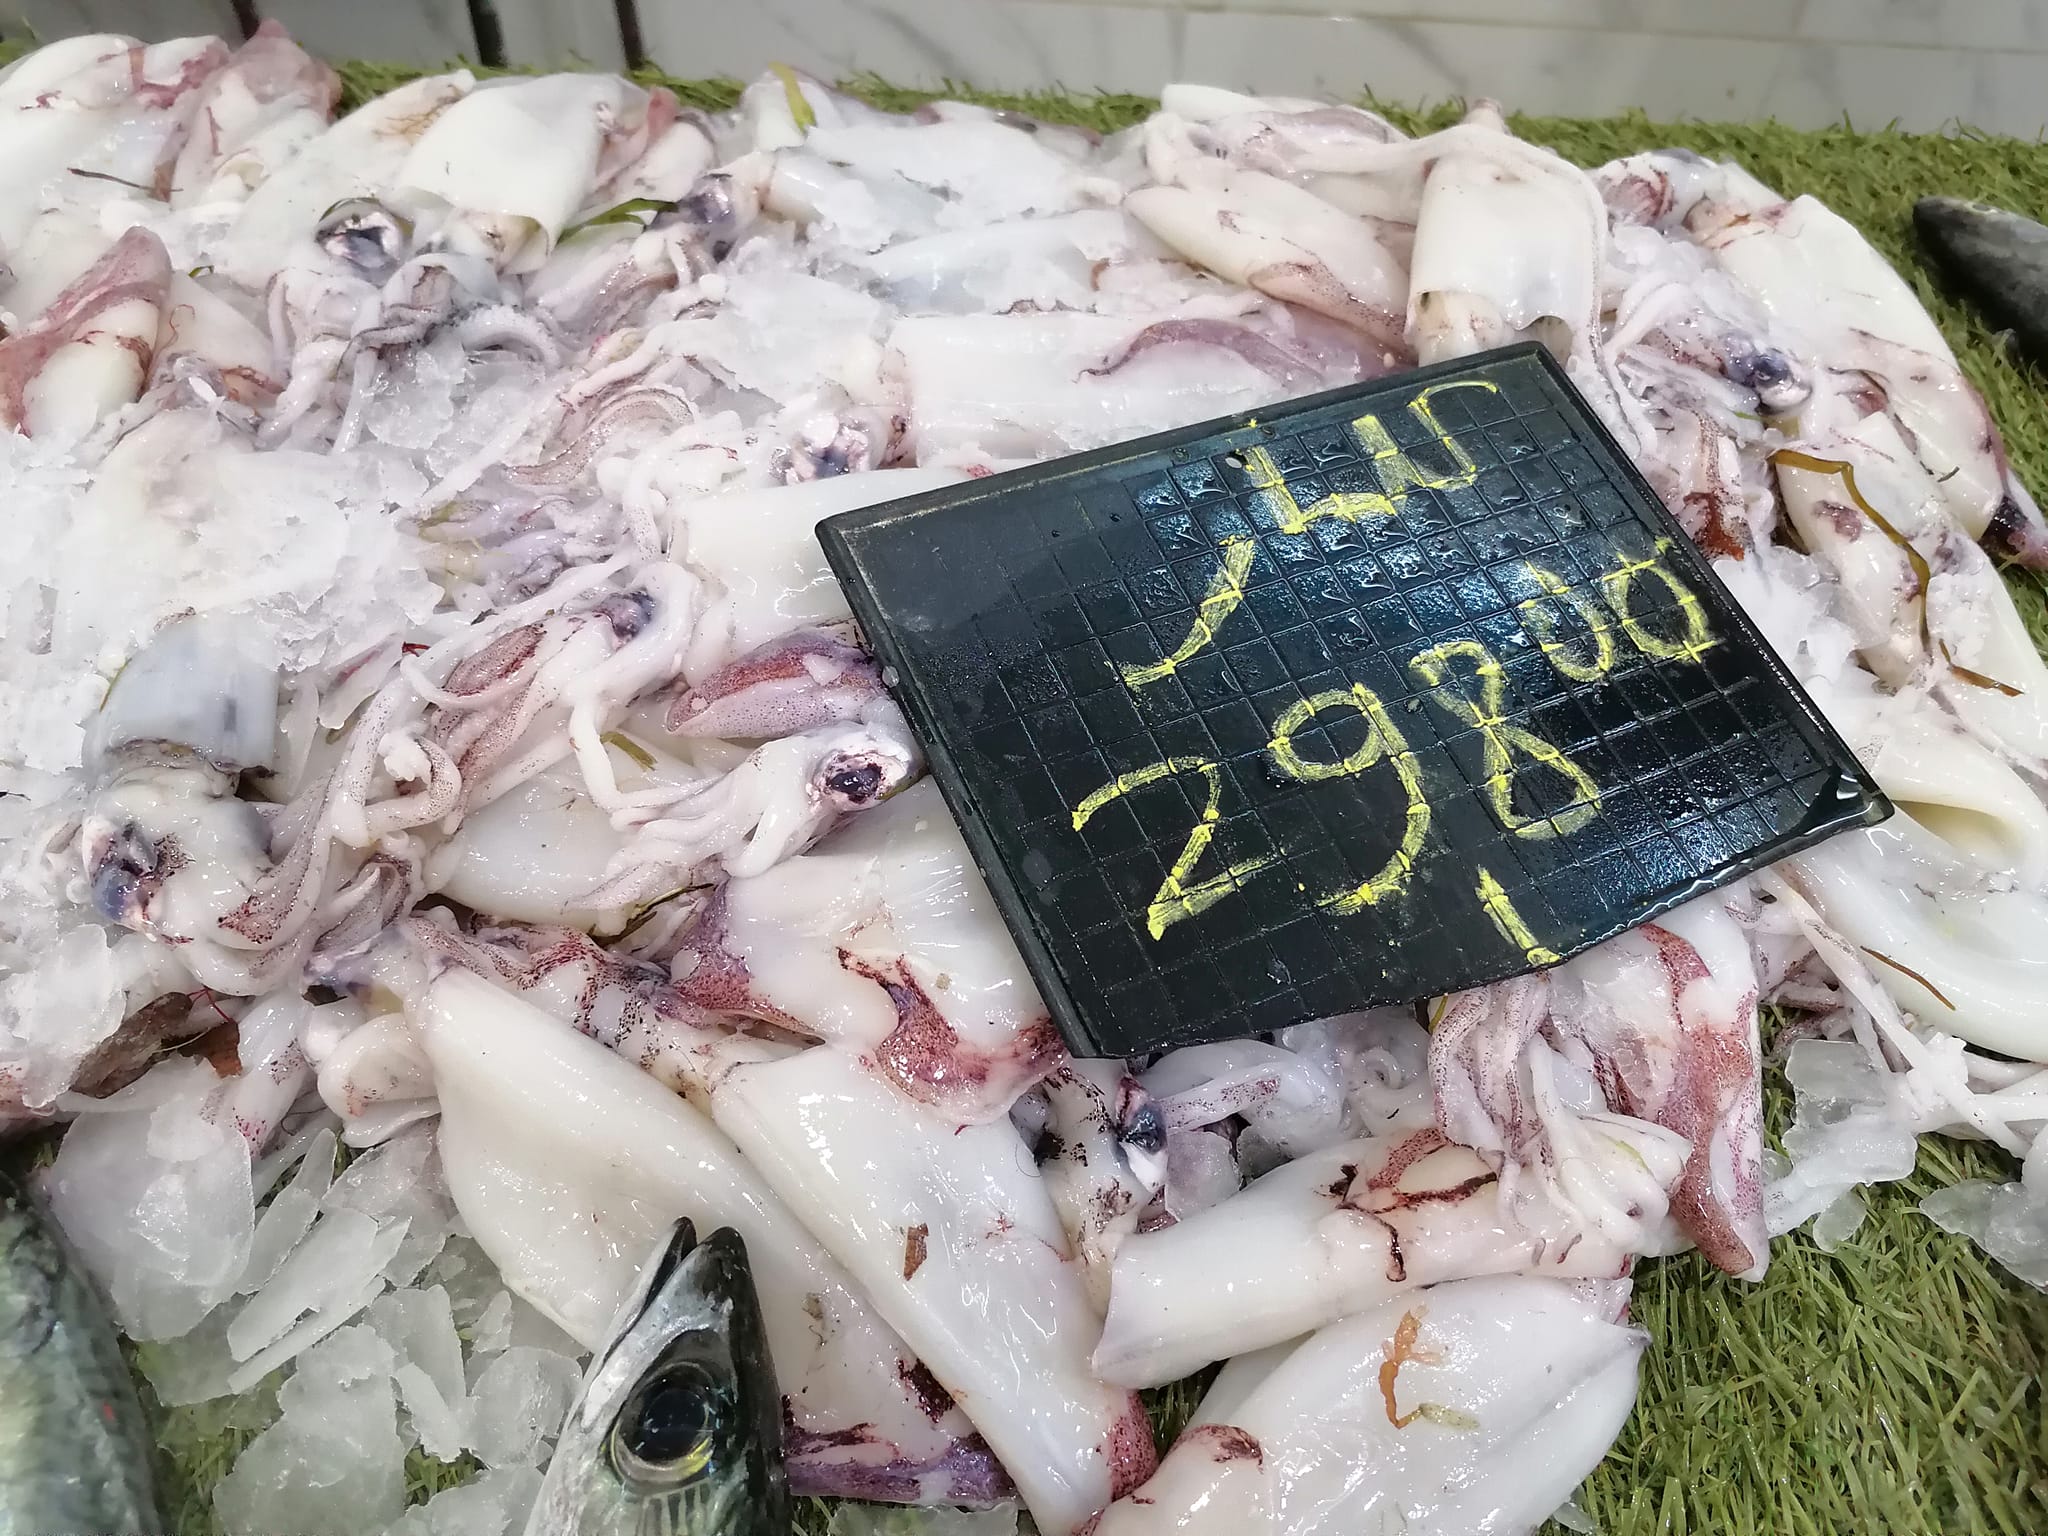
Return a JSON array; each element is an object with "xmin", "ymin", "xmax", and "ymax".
[{"xmin": 822, "ymin": 344, "xmax": 1886, "ymax": 1057}]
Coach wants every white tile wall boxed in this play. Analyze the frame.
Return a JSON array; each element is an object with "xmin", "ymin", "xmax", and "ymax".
[
  {"xmin": 495, "ymin": 0, "xmax": 627, "ymax": 71},
  {"xmin": 257, "ymin": 0, "xmax": 473, "ymax": 68},
  {"xmin": 9, "ymin": 0, "xmax": 241, "ymax": 43},
  {"xmin": 8, "ymin": 0, "xmax": 2047, "ymax": 134},
  {"xmin": 633, "ymin": 0, "xmax": 2048, "ymax": 134}
]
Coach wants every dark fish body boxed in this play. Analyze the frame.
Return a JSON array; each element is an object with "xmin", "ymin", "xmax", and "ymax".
[
  {"xmin": 0, "ymin": 1174, "xmax": 160, "ymax": 1536},
  {"xmin": 1914, "ymin": 195, "xmax": 2048, "ymax": 368},
  {"xmin": 528, "ymin": 1221, "xmax": 791, "ymax": 1536}
]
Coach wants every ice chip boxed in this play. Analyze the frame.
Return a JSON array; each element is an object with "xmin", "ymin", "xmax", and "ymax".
[
  {"xmin": 396, "ymin": 1359, "xmax": 470, "ymax": 1459},
  {"xmin": 472, "ymin": 1290, "xmax": 514, "ymax": 1355},
  {"xmin": 254, "ymin": 1111, "xmax": 346, "ymax": 1197},
  {"xmin": 323, "ymin": 1123, "xmax": 458, "ymax": 1284},
  {"xmin": 5, "ymin": 409, "xmax": 439, "ymax": 782},
  {"xmin": 1780, "ymin": 1102, "xmax": 1917, "ymax": 1181},
  {"xmin": 418, "ymin": 1234, "xmax": 506, "ymax": 1332},
  {"xmin": 215, "ymin": 1325, "xmax": 406, "ymax": 1536},
  {"xmin": 43, "ymin": 1057, "xmax": 254, "ymax": 1340},
  {"xmin": 367, "ymin": 332, "xmax": 466, "ymax": 453},
  {"xmin": 370, "ymin": 1285, "xmax": 466, "ymax": 1403},
  {"xmin": 135, "ymin": 1307, "xmax": 238, "ymax": 1407},
  {"xmin": 500, "ymin": 1291, "xmax": 582, "ymax": 1358},
  {"xmin": 0, "ymin": 922, "xmax": 124, "ymax": 1107},
  {"xmin": 694, "ymin": 263, "xmax": 888, "ymax": 404},
  {"xmin": 386, "ymin": 1466, "xmax": 542, "ymax": 1536},
  {"xmin": 462, "ymin": 1346, "xmax": 581, "ymax": 1468},
  {"xmin": 1919, "ymin": 1178, "xmax": 1998, "ymax": 1241},
  {"xmin": 1810, "ymin": 1187, "xmax": 1868, "ymax": 1252},
  {"xmin": 240, "ymin": 1126, "xmax": 338, "ymax": 1293},
  {"xmin": 229, "ymin": 1208, "xmax": 405, "ymax": 1360},
  {"xmin": 370, "ymin": 1285, "xmax": 469, "ymax": 1458},
  {"xmin": 1784, "ymin": 1038, "xmax": 1887, "ymax": 1105},
  {"xmin": 1922, "ymin": 1176, "xmax": 2048, "ymax": 1289},
  {"xmin": 290, "ymin": 1318, "xmax": 398, "ymax": 1392},
  {"xmin": 428, "ymin": 368, "xmax": 547, "ymax": 480},
  {"xmin": 1764, "ymin": 1071, "xmax": 1917, "ymax": 1241},
  {"xmin": 228, "ymin": 1273, "xmax": 392, "ymax": 1395},
  {"xmin": 461, "ymin": 1282, "xmax": 578, "ymax": 1359}
]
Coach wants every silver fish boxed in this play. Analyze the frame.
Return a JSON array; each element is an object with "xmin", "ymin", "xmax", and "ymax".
[
  {"xmin": 1914, "ymin": 195, "xmax": 2048, "ymax": 369},
  {"xmin": 0, "ymin": 1172, "xmax": 161, "ymax": 1536},
  {"xmin": 526, "ymin": 1221, "xmax": 790, "ymax": 1536}
]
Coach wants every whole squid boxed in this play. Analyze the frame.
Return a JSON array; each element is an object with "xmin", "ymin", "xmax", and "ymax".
[
  {"xmin": 1611, "ymin": 150, "xmax": 2048, "ymax": 565},
  {"xmin": 1089, "ymin": 1276, "xmax": 1644, "ymax": 1536},
  {"xmin": 1092, "ymin": 1121, "xmax": 1675, "ymax": 1388},
  {"xmin": 1433, "ymin": 890, "xmax": 1771, "ymax": 1280},
  {"xmin": 713, "ymin": 1042, "xmax": 1156, "ymax": 1535}
]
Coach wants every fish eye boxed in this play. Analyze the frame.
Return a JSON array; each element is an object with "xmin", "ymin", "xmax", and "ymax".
[{"xmin": 609, "ymin": 1362, "xmax": 725, "ymax": 1487}]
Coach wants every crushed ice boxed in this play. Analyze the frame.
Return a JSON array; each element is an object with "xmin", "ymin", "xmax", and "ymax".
[{"xmin": 62, "ymin": 1093, "xmax": 585, "ymax": 1531}]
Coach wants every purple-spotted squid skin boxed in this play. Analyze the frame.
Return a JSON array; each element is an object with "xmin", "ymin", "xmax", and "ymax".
[
  {"xmin": 783, "ymin": 1410, "xmax": 1016, "ymax": 1506},
  {"xmin": 657, "ymin": 895, "xmax": 1063, "ymax": 1121},
  {"xmin": 411, "ymin": 915, "xmax": 732, "ymax": 1042},
  {"xmin": 1250, "ymin": 256, "xmax": 1410, "ymax": 359},
  {"xmin": 662, "ymin": 887, "xmax": 781, "ymax": 1018},
  {"xmin": 1431, "ymin": 927, "xmax": 1766, "ymax": 1278},
  {"xmin": 666, "ymin": 626, "xmax": 884, "ymax": 739},
  {"xmin": 843, "ymin": 950, "xmax": 1066, "ymax": 1124},
  {"xmin": 406, "ymin": 913, "xmax": 1023, "ymax": 1508},
  {"xmin": 1083, "ymin": 317, "xmax": 1323, "ymax": 391},
  {"xmin": 306, "ymin": 853, "xmax": 418, "ymax": 986},
  {"xmin": 1610, "ymin": 924, "xmax": 1765, "ymax": 1277},
  {"xmin": 0, "ymin": 227, "xmax": 172, "ymax": 434}
]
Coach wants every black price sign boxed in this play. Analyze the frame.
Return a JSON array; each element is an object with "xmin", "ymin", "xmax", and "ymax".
[{"xmin": 821, "ymin": 344, "xmax": 1887, "ymax": 1057}]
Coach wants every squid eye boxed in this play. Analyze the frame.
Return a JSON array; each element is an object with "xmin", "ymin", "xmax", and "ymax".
[
  {"xmin": 661, "ymin": 174, "xmax": 742, "ymax": 262},
  {"xmin": 824, "ymin": 762, "xmax": 885, "ymax": 804},
  {"xmin": 596, "ymin": 590, "xmax": 658, "ymax": 640},
  {"xmin": 609, "ymin": 1362, "xmax": 724, "ymax": 1487},
  {"xmin": 1120, "ymin": 1099, "xmax": 1167, "ymax": 1157},
  {"xmin": 315, "ymin": 198, "xmax": 413, "ymax": 282}
]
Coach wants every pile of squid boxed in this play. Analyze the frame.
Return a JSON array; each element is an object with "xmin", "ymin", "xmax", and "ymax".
[{"xmin": 0, "ymin": 26, "xmax": 2043, "ymax": 1536}]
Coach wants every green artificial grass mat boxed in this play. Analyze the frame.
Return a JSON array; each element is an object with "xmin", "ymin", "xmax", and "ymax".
[{"xmin": 0, "ymin": 48, "xmax": 2031, "ymax": 1535}]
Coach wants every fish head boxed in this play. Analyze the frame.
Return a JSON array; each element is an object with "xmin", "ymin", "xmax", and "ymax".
[
  {"xmin": 530, "ymin": 1221, "xmax": 789, "ymax": 1536},
  {"xmin": 1914, "ymin": 194, "xmax": 2008, "ymax": 239},
  {"xmin": 1913, "ymin": 195, "xmax": 2048, "ymax": 291}
]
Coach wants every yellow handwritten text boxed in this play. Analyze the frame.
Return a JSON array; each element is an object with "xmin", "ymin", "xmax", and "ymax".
[
  {"xmin": 1071, "ymin": 757, "xmax": 1274, "ymax": 940},
  {"xmin": 1119, "ymin": 536, "xmax": 1256, "ymax": 691},
  {"xmin": 1241, "ymin": 380, "xmax": 1500, "ymax": 537},
  {"xmin": 1409, "ymin": 639, "xmax": 1601, "ymax": 839},
  {"xmin": 1599, "ymin": 538, "xmax": 1717, "ymax": 665},
  {"xmin": 1240, "ymin": 443, "xmax": 1394, "ymax": 537},
  {"xmin": 1517, "ymin": 562, "xmax": 1618, "ymax": 683},
  {"xmin": 1268, "ymin": 684, "xmax": 1431, "ymax": 911},
  {"xmin": 1474, "ymin": 867, "xmax": 1562, "ymax": 966},
  {"xmin": 1352, "ymin": 380, "xmax": 1496, "ymax": 500}
]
